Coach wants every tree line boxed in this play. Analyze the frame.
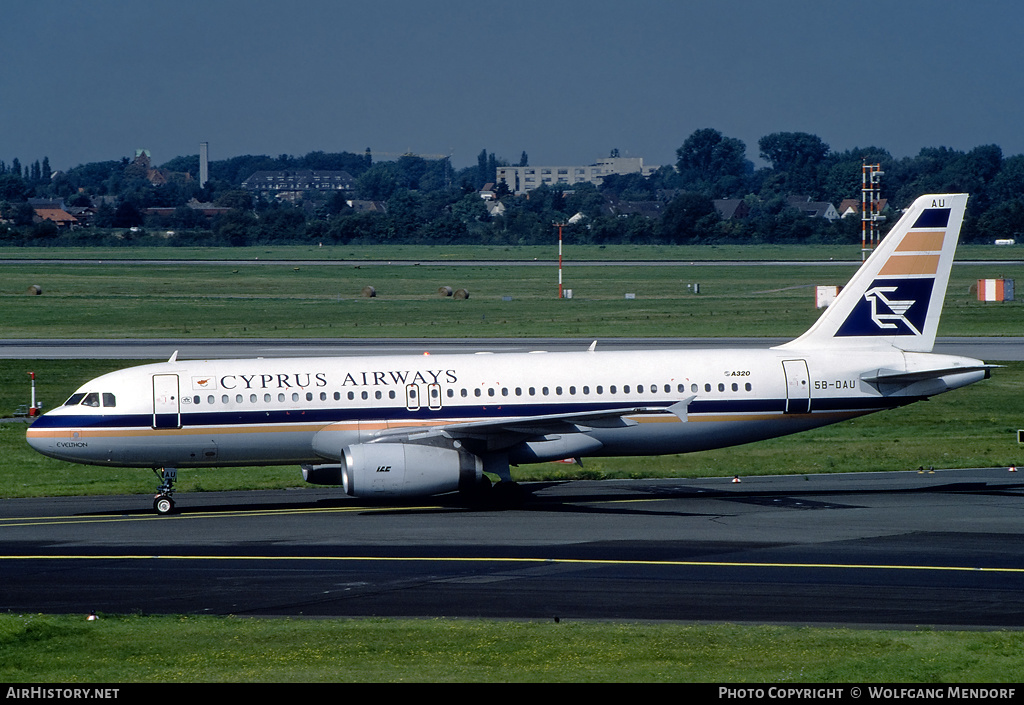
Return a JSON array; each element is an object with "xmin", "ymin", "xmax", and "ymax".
[{"xmin": 2, "ymin": 130, "xmax": 1023, "ymax": 247}]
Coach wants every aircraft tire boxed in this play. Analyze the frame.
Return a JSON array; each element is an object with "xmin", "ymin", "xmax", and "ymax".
[
  {"xmin": 492, "ymin": 481, "xmax": 525, "ymax": 508},
  {"xmin": 154, "ymin": 495, "xmax": 175, "ymax": 515},
  {"xmin": 459, "ymin": 475, "xmax": 492, "ymax": 502}
]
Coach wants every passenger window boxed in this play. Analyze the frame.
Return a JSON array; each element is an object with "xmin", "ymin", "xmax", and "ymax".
[{"xmin": 745, "ymin": 383, "xmax": 752, "ymax": 392}]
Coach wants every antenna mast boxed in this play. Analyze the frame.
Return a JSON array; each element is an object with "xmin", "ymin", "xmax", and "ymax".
[{"xmin": 861, "ymin": 162, "xmax": 884, "ymax": 260}]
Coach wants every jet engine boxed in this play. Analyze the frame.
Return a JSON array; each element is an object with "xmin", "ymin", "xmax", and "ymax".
[{"xmin": 305, "ymin": 443, "xmax": 483, "ymax": 498}]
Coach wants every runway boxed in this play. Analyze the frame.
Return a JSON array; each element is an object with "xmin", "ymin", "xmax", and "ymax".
[
  {"xmin": 1, "ymin": 336, "xmax": 1022, "ymax": 360},
  {"xmin": 2, "ymin": 468, "xmax": 1023, "ymax": 627}
]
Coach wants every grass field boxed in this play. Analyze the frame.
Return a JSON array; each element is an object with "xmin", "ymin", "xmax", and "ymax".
[
  {"xmin": 1, "ymin": 258, "xmax": 1020, "ymax": 339},
  {"xmin": 4, "ymin": 614, "xmax": 1024, "ymax": 683}
]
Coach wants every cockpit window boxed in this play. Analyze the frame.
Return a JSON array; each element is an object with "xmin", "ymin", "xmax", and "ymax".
[{"xmin": 63, "ymin": 392, "xmax": 116, "ymax": 408}]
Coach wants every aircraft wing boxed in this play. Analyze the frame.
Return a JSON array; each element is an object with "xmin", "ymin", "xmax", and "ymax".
[{"xmin": 370, "ymin": 398, "xmax": 694, "ymax": 446}]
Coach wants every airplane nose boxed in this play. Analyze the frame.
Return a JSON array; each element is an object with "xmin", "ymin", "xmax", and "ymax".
[
  {"xmin": 25, "ymin": 417, "xmax": 81, "ymax": 461},
  {"xmin": 25, "ymin": 423, "xmax": 51, "ymax": 456}
]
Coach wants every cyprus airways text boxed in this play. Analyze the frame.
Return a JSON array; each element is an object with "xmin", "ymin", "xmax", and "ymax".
[{"xmin": 215, "ymin": 369, "xmax": 458, "ymax": 391}]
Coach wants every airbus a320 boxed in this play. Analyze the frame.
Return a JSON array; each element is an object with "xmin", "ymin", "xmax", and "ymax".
[{"xmin": 26, "ymin": 193, "xmax": 991, "ymax": 514}]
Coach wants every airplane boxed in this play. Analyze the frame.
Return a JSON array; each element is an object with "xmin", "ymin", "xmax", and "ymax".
[{"xmin": 26, "ymin": 193, "xmax": 993, "ymax": 515}]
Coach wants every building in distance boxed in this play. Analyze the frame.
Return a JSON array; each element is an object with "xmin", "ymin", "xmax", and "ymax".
[
  {"xmin": 496, "ymin": 156, "xmax": 658, "ymax": 196},
  {"xmin": 787, "ymin": 196, "xmax": 840, "ymax": 221},
  {"xmin": 242, "ymin": 170, "xmax": 355, "ymax": 202}
]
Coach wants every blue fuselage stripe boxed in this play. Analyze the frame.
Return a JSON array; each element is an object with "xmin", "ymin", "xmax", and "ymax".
[{"xmin": 31, "ymin": 395, "xmax": 915, "ymax": 431}]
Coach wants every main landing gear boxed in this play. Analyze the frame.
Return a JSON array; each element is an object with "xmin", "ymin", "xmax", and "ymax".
[
  {"xmin": 152, "ymin": 467, "xmax": 177, "ymax": 515},
  {"xmin": 460, "ymin": 453, "xmax": 527, "ymax": 507}
]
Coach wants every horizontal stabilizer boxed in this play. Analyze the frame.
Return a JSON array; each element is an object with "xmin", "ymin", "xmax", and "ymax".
[{"xmin": 861, "ymin": 365, "xmax": 997, "ymax": 385}]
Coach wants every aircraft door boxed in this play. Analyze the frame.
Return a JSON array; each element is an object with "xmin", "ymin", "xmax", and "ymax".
[
  {"xmin": 782, "ymin": 360, "xmax": 811, "ymax": 414},
  {"xmin": 405, "ymin": 383, "xmax": 421, "ymax": 411},
  {"xmin": 153, "ymin": 374, "xmax": 181, "ymax": 429},
  {"xmin": 427, "ymin": 383, "xmax": 442, "ymax": 410}
]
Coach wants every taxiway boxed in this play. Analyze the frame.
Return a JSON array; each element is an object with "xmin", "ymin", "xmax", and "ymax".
[{"xmin": 2, "ymin": 468, "xmax": 1023, "ymax": 627}]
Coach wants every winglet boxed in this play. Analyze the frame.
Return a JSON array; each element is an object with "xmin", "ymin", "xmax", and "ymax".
[{"xmin": 777, "ymin": 193, "xmax": 968, "ymax": 353}]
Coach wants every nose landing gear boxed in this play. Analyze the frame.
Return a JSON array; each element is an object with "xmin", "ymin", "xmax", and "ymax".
[{"xmin": 152, "ymin": 467, "xmax": 177, "ymax": 515}]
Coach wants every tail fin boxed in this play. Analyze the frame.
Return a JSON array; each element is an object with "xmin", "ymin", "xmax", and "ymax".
[{"xmin": 778, "ymin": 193, "xmax": 968, "ymax": 352}]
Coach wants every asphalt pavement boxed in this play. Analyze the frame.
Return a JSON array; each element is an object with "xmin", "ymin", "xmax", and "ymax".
[{"xmin": 3, "ymin": 468, "xmax": 1023, "ymax": 626}]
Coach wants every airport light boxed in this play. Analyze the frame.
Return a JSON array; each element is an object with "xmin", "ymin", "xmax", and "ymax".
[
  {"xmin": 555, "ymin": 222, "xmax": 565, "ymax": 298},
  {"xmin": 28, "ymin": 371, "xmax": 37, "ymax": 417}
]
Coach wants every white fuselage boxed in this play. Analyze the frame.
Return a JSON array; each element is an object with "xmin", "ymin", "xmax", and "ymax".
[{"xmin": 26, "ymin": 345, "xmax": 986, "ymax": 470}]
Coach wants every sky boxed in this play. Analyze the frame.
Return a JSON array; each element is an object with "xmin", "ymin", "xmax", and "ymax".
[{"xmin": 3, "ymin": 0, "xmax": 1023, "ymax": 173}]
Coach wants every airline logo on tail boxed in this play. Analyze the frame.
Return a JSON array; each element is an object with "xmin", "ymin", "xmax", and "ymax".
[
  {"xmin": 835, "ymin": 203, "xmax": 951, "ymax": 339},
  {"xmin": 836, "ymin": 278, "xmax": 935, "ymax": 337}
]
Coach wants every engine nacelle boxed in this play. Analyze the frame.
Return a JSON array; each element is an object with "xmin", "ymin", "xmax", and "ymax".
[{"xmin": 340, "ymin": 443, "xmax": 483, "ymax": 498}]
